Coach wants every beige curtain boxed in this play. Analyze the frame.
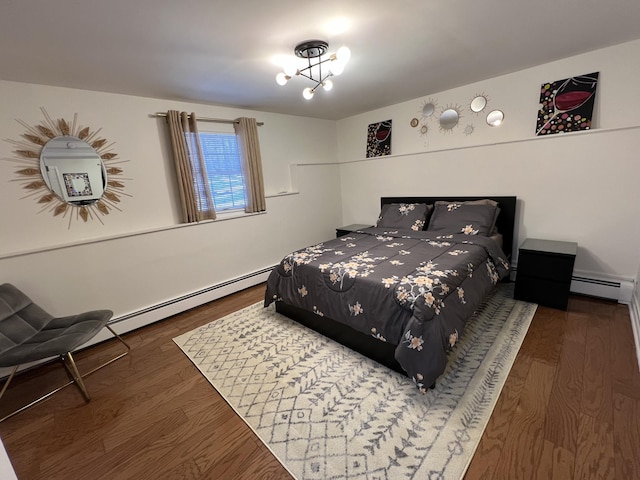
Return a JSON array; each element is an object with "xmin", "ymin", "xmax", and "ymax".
[
  {"xmin": 234, "ymin": 117, "xmax": 266, "ymax": 213},
  {"xmin": 166, "ymin": 111, "xmax": 216, "ymax": 222}
]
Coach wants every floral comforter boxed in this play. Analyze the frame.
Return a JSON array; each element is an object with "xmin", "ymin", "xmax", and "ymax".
[{"xmin": 264, "ymin": 227, "xmax": 510, "ymax": 392}]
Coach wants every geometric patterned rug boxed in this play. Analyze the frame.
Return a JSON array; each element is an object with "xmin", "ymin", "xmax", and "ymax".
[{"xmin": 173, "ymin": 283, "xmax": 536, "ymax": 480}]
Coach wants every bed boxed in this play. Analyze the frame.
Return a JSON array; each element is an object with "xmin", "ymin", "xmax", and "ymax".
[{"xmin": 264, "ymin": 196, "xmax": 517, "ymax": 392}]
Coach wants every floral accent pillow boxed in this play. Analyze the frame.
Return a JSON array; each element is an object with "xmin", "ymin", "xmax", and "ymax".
[
  {"xmin": 376, "ymin": 203, "xmax": 432, "ymax": 231},
  {"xmin": 426, "ymin": 200, "xmax": 499, "ymax": 236}
]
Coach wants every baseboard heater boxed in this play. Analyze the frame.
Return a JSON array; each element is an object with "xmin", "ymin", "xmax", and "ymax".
[
  {"xmin": 571, "ymin": 275, "xmax": 619, "ymax": 288},
  {"xmin": 570, "ymin": 275, "xmax": 632, "ymax": 303},
  {"xmin": 111, "ymin": 265, "xmax": 275, "ymax": 325}
]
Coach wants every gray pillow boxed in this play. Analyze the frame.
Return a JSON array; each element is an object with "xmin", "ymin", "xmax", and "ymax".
[
  {"xmin": 427, "ymin": 200, "xmax": 499, "ymax": 236},
  {"xmin": 376, "ymin": 203, "xmax": 432, "ymax": 231}
]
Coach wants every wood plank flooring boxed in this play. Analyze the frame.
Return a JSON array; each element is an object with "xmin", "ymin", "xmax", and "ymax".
[{"xmin": 0, "ymin": 285, "xmax": 638, "ymax": 479}]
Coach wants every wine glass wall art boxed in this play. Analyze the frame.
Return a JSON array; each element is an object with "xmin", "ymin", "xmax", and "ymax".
[
  {"xmin": 366, "ymin": 119, "xmax": 392, "ymax": 157},
  {"xmin": 536, "ymin": 72, "xmax": 599, "ymax": 136}
]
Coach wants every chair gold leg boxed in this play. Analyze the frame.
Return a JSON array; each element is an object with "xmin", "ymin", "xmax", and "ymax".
[
  {"xmin": 0, "ymin": 363, "xmax": 73, "ymax": 423},
  {"xmin": 0, "ymin": 324, "xmax": 130, "ymax": 423},
  {"xmin": 62, "ymin": 352, "xmax": 91, "ymax": 402},
  {"xmin": 83, "ymin": 325, "xmax": 131, "ymax": 375},
  {"xmin": 0, "ymin": 366, "xmax": 18, "ymax": 402}
]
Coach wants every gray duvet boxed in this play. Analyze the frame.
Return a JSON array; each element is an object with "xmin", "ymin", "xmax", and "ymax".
[{"xmin": 264, "ymin": 227, "xmax": 510, "ymax": 392}]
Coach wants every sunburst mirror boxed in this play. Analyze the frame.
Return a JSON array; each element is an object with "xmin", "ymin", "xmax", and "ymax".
[
  {"xmin": 439, "ymin": 105, "xmax": 462, "ymax": 132},
  {"xmin": 470, "ymin": 94, "xmax": 489, "ymax": 113},
  {"xmin": 4, "ymin": 108, "xmax": 129, "ymax": 226},
  {"xmin": 420, "ymin": 98, "xmax": 438, "ymax": 120}
]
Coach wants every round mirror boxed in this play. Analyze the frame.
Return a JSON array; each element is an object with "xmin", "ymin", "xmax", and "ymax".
[
  {"xmin": 470, "ymin": 95, "xmax": 487, "ymax": 113},
  {"xmin": 439, "ymin": 109, "xmax": 459, "ymax": 130},
  {"xmin": 486, "ymin": 110, "xmax": 504, "ymax": 127},
  {"xmin": 422, "ymin": 103, "xmax": 435, "ymax": 117},
  {"xmin": 40, "ymin": 135, "xmax": 107, "ymax": 205}
]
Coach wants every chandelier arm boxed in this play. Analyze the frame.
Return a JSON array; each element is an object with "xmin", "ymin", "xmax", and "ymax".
[
  {"xmin": 315, "ymin": 57, "xmax": 334, "ymax": 67},
  {"xmin": 319, "ymin": 72, "xmax": 334, "ymax": 85},
  {"xmin": 297, "ymin": 57, "xmax": 335, "ymax": 82},
  {"xmin": 297, "ymin": 71, "xmax": 316, "ymax": 82}
]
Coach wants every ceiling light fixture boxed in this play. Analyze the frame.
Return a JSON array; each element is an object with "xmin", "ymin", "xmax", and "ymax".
[{"xmin": 276, "ymin": 40, "xmax": 350, "ymax": 100}]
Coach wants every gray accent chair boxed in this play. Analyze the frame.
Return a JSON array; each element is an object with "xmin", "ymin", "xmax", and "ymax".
[{"xmin": 0, "ymin": 283, "xmax": 130, "ymax": 422}]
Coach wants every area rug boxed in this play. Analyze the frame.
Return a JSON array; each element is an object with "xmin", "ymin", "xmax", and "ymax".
[{"xmin": 173, "ymin": 283, "xmax": 536, "ymax": 479}]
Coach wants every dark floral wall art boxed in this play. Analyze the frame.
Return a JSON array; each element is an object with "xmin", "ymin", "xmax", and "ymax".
[
  {"xmin": 536, "ymin": 72, "xmax": 599, "ymax": 136},
  {"xmin": 366, "ymin": 119, "xmax": 392, "ymax": 157}
]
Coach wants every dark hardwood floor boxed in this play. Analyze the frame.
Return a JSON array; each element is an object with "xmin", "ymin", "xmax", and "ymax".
[{"xmin": 0, "ymin": 285, "xmax": 638, "ymax": 479}]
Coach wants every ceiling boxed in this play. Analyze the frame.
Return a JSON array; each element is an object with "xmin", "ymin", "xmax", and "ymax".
[{"xmin": 2, "ymin": 0, "xmax": 639, "ymax": 120}]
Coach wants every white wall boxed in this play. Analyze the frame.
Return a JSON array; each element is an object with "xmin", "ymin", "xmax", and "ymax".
[
  {"xmin": 1, "ymin": 39, "xmax": 639, "ymax": 333},
  {"xmin": 0, "ymin": 81, "xmax": 341, "ymax": 320},
  {"xmin": 336, "ymin": 40, "xmax": 640, "ymax": 291}
]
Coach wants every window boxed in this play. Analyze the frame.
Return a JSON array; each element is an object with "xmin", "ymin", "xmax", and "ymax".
[
  {"xmin": 166, "ymin": 111, "xmax": 264, "ymax": 222},
  {"xmin": 197, "ymin": 132, "xmax": 246, "ymax": 212}
]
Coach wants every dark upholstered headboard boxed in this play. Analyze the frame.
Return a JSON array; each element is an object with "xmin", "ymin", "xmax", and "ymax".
[{"xmin": 381, "ymin": 196, "xmax": 518, "ymax": 259}]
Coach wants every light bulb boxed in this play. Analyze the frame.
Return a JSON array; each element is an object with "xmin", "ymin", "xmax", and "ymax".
[
  {"xmin": 322, "ymin": 79, "xmax": 333, "ymax": 91},
  {"xmin": 330, "ymin": 46, "xmax": 350, "ymax": 76},
  {"xmin": 283, "ymin": 61, "xmax": 299, "ymax": 77},
  {"xmin": 302, "ymin": 87, "xmax": 314, "ymax": 100},
  {"xmin": 276, "ymin": 72, "xmax": 289, "ymax": 86},
  {"xmin": 329, "ymin": 61, "xmax": 345, "ymax": 76},
  {"xmin": 336, "ymin": 46, "xmax": 351, "ymax": 63}
]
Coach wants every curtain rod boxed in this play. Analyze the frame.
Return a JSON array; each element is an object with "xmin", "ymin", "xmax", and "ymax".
[{"xmin": 152, "ymin": 112, "xmax": 263, "ymax": 126}]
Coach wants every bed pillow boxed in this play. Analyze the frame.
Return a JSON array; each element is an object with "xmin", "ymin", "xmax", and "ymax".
[
  {"xmin": 376, "ymin": 203, "xmax": 432, "ymax": 231},
  {"xmin": 427, "ymin": 199, "xmax": 499, "ymax": 236}
]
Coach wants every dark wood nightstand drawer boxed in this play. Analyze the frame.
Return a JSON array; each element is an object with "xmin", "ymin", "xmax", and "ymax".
[
  {"xmin": 514, "ymin": 277, "xmax": 572, "ymax": 310},
  {"xmin": 517, "ymin": 251, "xmax": 575, "ymax": 283}
]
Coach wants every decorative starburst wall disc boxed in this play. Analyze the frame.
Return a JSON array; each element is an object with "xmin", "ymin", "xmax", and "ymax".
[{"xmin": 4, "ymin": 108, "xmax": 129, "ymax": 227}]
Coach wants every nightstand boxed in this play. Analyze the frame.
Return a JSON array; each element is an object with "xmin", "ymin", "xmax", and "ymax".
[
  {"xmin": 336, "ymin": 224, "xmax": 373, "ymax": 238},
  {"xmin": 514, "ymin": 238, "xmax": 577, "ymax": 310}
]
